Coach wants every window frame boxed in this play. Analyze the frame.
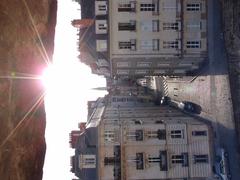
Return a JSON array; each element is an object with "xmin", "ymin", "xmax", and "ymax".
[
  {"xmin": 170, "ymin": 130, "xmax": 184, "ymax": 139},
  {"xmin": 98, "ymin": 23, "xmax": 107, "ymax": 30},
  {"xmin": 98, "ymin": 4, "xmax": 107, "ymax": 11},
  {"xmin": 104, "ymin": 130, "xmax": 115, "ymax": 142},
  {"xmin": 152, "ymin": 20, "xmax": 160, "ymax": 32},
  {"xmin": 118, "ymin": 20, "xmax": 136, "ymax": 31},
  {"xmin": 153, "ymin": 39, "xmax": 160, "ymax": 51},
  {"xmin": 140, "ymin": 3, "xmax": 156, "ymax": 11},
  {"xmin": 118, "ymin": 1, "xmax": 136, "ymax": 12},
  {"xmin": 163, "ymin": 40, "xmax": 179, "ymax": 49},
  {"xmin": 193, "ymin": 154, "xmax": 209, "ymax": 163},
  {"xmin": 119, "ymin": 39, "xmax": 137, "ymax": 50},
  {"xmin": 163, "ymin": 22, "xmax": 179, "ymax": 30},
  {"xmin": 171, "ymin": 155, "xmax": 184, "ymax": 164},
  {"xmin": 186, "ymin": 3, "xmax": 201, "ymax": 11},
  {"xmin": 186, "ymin": 41, "xmax": 201, "ymax": 48},
  {"xmin": 148, "ymin": 156, "xmax": 161, "ymax": 163}
]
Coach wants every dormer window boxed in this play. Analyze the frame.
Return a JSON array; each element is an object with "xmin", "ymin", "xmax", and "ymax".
[
  {"xmin": 99, "ymin": 23, "xmax": 107, "ymax": 30},
  {"xmin": 79, "ymin": 154, "xmax": 96, "ymax": 169},
  {"xmin": 96, "ymin": 40, "xmax": 107, "ymax": 52},
  {"xmin": 96, "ymin": 20, "xmax": 107, "ymax": 34},
  {"xmin": 99, "ymin": 5, "xmax": 107, "ymax": 11},
  {"xmin": 95, "ymin": 1, "xmax": 107, "ymax": 15}
]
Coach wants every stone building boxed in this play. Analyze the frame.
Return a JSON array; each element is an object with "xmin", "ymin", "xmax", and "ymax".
[
  {"xmin": 70, "ymin": 94, "xmax": 214, "ymax": 180},
  {"xmin": 75, "ymin": 0, "xmax": 207, "ymax": 78}
]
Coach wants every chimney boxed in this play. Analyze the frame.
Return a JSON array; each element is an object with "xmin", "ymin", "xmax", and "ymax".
[
  {"xmin": 71, "ymin": 19, "xmax": 94, "ymax": 29},
  {"xmin": 69, "ymin": 130, "xmax": 81, "ymax": 148},
  {"xmin": 78, "ymin": 122, "xmax": 86, "ymax": 131}
]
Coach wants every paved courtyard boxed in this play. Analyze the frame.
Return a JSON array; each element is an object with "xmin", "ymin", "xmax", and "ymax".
[{"xmin": 154, "ymin": 0, "xmax": 240, "ymax": 179}]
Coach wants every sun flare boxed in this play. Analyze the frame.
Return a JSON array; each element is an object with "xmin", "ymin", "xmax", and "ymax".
[
  {"xmin": 41, "ymin": 60, "xmax": 106, "ymax": 116},
  {"xmin": 41, "ymin": 61, "xmax": 88, "ymax": 93}
]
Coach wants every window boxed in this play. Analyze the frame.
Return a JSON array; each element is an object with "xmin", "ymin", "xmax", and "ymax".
[
  {"xmin": 170, "ymin": 130, "xmax": 183, "ymax": 138},
  {"xmin": 186, "ymin": 41, "xmax": 201, "ymax": 48},
  {"xmin": 160, "ymin": 151, "xmax": 168, "ymax": 171},
  {"xmin": 84, "ymin": 157, "xmax": 96, "ymax": 165},
  {"xmin": 163, "ymin": 41, "xmax": 179, "ymax": 49},
  {"xmin": 119, "ymin": 41, "xmax": 131, "ymax": 49},
  {"xmin": 95, "ymin": 1, "xmax": 107, "ymax": 15},
  {"xmin": 140, "ymin": 20, "xmax": 159, "ymax": 32},
  {"xmin": 171, "ymin": 155, "xmax": 184, "ymax": 164},
  {"xmin": 135, "ymin": 130, "xmax": 144, "ymax": 141},
  {"xmin": 140, "ymin": 40, "xmax": 153, "ymax": 50},
  {"xmin": 135, "ymin": 69, "xmax": 148, "ymax": 75},
  {"xmin": 118, "ymin": 20, "xmax": 136, "ymax": 31},
  {"xmin": 187, "ymin": 21, "xmax": 202, "ymax": 30},
  {"xmin": 118, "ymin": 2, "xmax": 136, "ymax": 12},
  {"xmin": 193, "ymin": 154, "xmax": 209, "ymax": 163},
  {"xmin": 119, "ymin": 39, "xmax": 136, "ymax": 50},
  {"xmin": 152, "ymin": 20, "xmax": 159, "ymax": 32},
  {"xmin": 192, "ymin": 130, "xmax": 207, "ymax": 136},
  {"xmin": 104, "ymin": 130, "xmax": 115, "ymax": 142},
  {"xmin": 127, "ymin": 131, "xmax": 138, "ymax": 140},
  {"xmin": 157, "ymin": 129, "xmax": 166, "ymax": 140},
  {"xmin": 140, "ymin": 39, "xmax": 159, "ymax": 51},
  {"xmin": 140, "ymin": 21, "xmax": 152, "ymax": 32},
  {"xmin": 96, "ymin": 40, "xmax": 107, "ymax": 51},
  {"xmin": 98, "ymin": 23, "xmax": 107, "ymax": 30},
  {"xmin": 186, "ymin": 3, "xmax": 201, "ymax": 11},
  {"xmin": 136, "ymin": 153, "xmax": 144, "ymax": 169},
  {"xmin": 127, "ymin": 129, "xmax": 144, "ymax": 141},
  {"xmin": 116, "ymin": 62, "xmax": 130, "ymax": 67},
  {"xmin": 96, "ymin": 20, "xmax": 107, "ymax": 34},
  {"xmin": 80, "ymin": 155, "xmax": 96, "ymax": 168},
  {"xmin": 147, "ymin": 129, "xmax": 166, "ymax": 140},
  {"xmin": 163, "ymin": 22, "xmax": 179, "ymax": 30},
  {"xmin": 147, "ymin": 131, "xmax": 158, "ymax": 138},
  {"xmin": 117, "ymin": 69, "xmax": 129, "ymax": 75},
  {"xmin": 99, "ymin": 5, "xmax": 107, "ymax": 11},
  {"xmin": 148, "ymin": 156, "xmax": 161, "ymax": 163},
  {"xmin": 140, "ymin": 3, "xmax": 155, "ymax": 11},
  {"xmin": 137, "ymin": 62, "xmax": 151, "ymax": 67},
  {"xmin": 172, "ymin": 153, "xmax": 188, "ymax": 166},
  {"xmin": 153, "ymin": 39, "xmax": 160, "ymax": 51}
]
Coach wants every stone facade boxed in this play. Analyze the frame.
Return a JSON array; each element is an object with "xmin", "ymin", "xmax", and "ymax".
[{"xmin": 71, "ymin": 93, "xmax": 214, "ymax": 180}]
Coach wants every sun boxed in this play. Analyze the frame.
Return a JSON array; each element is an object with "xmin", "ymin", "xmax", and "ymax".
[
  {"xmin": 40, "ymin": 60, "xmax": 106, "ymax": 114},
  {"xmin": 40, "ymin": 61, "xmax": 86, "ymax": 110},
  {"xmin": 41, "ymin": 61, "xmax": 86, "ymax": 93}
]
